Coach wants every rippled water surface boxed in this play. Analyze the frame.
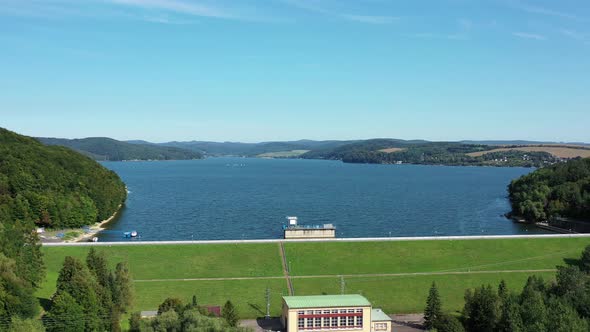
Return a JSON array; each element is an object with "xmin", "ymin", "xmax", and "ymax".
[{"xmin": 99, "ymin": 158, "xmax": 547, "ymax": 241}]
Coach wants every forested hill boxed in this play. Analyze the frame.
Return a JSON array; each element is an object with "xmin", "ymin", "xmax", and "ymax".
[
  {"xmin": 508, "ymin": 158, "xmax": 590, "ymax": 222},
  {"xmin": 0, "ymin": 128, "xmax": 127, "ymax": 229},
  {"xmin": 38, "ymin": 137, "xmax": 203, "ymax": 161},
  {"xmin": 301, "ymin": 139, "xmax": 560, "ymax": 167}
]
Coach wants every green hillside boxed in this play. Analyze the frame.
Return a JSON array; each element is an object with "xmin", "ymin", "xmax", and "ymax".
[
  {"xmin": 509, "ymin": 157, "xmax": 590, "ymax": 222},
  {"xmin": 38, "ymin": 137, "xmax": 203, "ymax": 161},
  {"xmin": 302, "ymin": 139, "xmax": 558, "ymax": 167},
  {"xmin": 0, "ymin": 128, "xmax": 127, "ymax": 229}
]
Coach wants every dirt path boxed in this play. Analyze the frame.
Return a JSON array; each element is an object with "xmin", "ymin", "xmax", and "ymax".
[
  {"xmin": 279, "ymin": 242, "xmax": 294, "ymax": 295},
  {"xmin": 133, "ymin": 268, "xmax": 556, "ymax": 283}
]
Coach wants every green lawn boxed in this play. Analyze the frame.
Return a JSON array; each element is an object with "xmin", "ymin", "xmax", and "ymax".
[
  {"xmin": 39, "ymin": 237, "xmax": 590, "ymax": 318},
  {"xmin": 39, "ymin": 243, "xmax": 283, "ymax": 300},
  {"xmin": 134, "ymin": 279, "xmax": 288, "ymax": 318},
  {"xmin": 283, "ymin": 238, "xmax": 590, "ymax": 276},
  {"xmin": 291, "ymin": 272, "xmax": 556, "ymax": 314}
]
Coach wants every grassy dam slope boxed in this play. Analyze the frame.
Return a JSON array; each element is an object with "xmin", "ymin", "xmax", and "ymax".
[{"xmin": 40, "ymin": 237, "xmax": 590, "ymax": 318}]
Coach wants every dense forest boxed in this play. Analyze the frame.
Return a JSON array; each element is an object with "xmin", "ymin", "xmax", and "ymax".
[
  {"xmin": 508, "ymin": 158, "xmax": 590, "ymax": 222},
  {"xmin": 424, "ymin": 246, "xmax": 590, "ymax": 332},
  {"xmin": 0, "ymin": 128, "xmax": 127, "ymax": 229},
  {"xmin": 38, "ymin": 137, "xmax": 203, "ymax": 161},
  {"xmin": 301, "ymin": 139, "xmax": 558, "ymax": 167},
  {"xmin": 0, "ymin": 128, "xmax": 128, "ymax": 330}
]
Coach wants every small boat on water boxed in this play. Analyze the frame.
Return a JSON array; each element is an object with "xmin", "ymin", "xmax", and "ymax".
[{"xmin": 123, "ymin": 231, "xmax": 139, "ymax": 238}]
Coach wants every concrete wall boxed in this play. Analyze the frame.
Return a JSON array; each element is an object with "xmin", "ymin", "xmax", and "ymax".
[
  {"xmin": 284, "ymin": 229, "xmax": 336, "ymax": 239},
  {"xmin": 43, "ymin": 233, "xmax": 590, "ymax": 247}
]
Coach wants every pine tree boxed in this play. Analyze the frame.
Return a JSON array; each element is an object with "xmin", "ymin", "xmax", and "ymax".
[
  {"xmin": 113, "ymin": 262, "xmax": 134, "ymax": 312},
  {"xmin": 45, "ymin": 291, "xmax": 85, "ymax": 332},
  {"xmin": 462, "ymin": 285, "xmax": 500, "ymax": 332},
  {"xmin": 86, "ymin": 248, "xmax": 110, "ymax": 288},
  {"xmin": 581, "ymin": 245, "xmax": 590, "ymax": 273},
  {"xmin": 424, "ymin": 282, "xmax": 443, "ymax": 330},
  {"xmin": 55, "ymin": 256, "xmax": 103, "ymax": 331},
  {"xmin": 222, "ymin": 300, "xmax": 239, "ymax": 327},
  {"xmin": 497, "ymin": 294, "xmax": 523, "ymax": 332},
  {"xmin": 498, "ymin": 280, "xmax": 508, "ymax": 301}
]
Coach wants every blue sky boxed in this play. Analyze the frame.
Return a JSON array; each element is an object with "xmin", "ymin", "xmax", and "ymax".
[{"xmin": 0, "ymin": 0, "xmax": 589, "ymax": 143}]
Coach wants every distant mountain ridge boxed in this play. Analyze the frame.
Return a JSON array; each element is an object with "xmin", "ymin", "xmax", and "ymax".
[
  {"xmin": 128, "ymin": 139, "xmax": 358, "ymax": 157},
  {"xmin": 37, "ymin": 137, "xmax": 203, "ymax": 161},
  {"xmin": 38, "ymin": 135, "xmax": 590, "ymax": 164}
]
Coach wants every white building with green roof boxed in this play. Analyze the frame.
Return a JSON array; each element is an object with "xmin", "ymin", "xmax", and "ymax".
[{"xmin": 281, "ymin": 295, "xmax": 392, "ymax": 332}]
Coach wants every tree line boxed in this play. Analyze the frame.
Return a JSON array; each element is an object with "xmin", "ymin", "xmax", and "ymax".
[
  {"xmin": 37, "ymin": 137, "xmax": 203, "ymax": 161},
  {"xmin": 509, "ymin": 157, "xmax": 590, "ymax": 222},
  {"xmin": 424, "ymin": 245, "xmax": 590, "ymax": 332},
  {"xmin": 129, "ymin": 296, "xmax": 251, "ymax": 332},
  {"xmin": 302, "ymin": 140, "xmax": 557, "ymax": 167}
]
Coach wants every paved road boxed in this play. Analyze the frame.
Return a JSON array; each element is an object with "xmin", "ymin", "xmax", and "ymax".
[{"xmin": 42, "ymin": 233, "xmax": 590, "ymax": 246}]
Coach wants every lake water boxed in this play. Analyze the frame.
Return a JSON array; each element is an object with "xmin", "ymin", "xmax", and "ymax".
[{"xmin": 99, "ymin": 158, "xmax": 547, "ymax": 241}]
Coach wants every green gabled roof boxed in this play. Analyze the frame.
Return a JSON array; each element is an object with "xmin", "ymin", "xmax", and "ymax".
[
  {"xmin": 283, "ymin": 294, "xmax": 371, "ymax": 309},
  {"xmin": 371, "ymin": 309, "xmax": 391, "ymax": 322}
]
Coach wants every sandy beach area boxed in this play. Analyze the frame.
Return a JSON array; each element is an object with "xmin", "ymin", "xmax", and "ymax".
[{"xmin": 40, "ymin": 204, "xmax": 122, "ymax": 243}]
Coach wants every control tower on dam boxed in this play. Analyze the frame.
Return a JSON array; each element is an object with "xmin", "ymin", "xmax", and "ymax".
[{"xmin": 283, "ymin": 216, "xmax": 336, "ymax": 239}]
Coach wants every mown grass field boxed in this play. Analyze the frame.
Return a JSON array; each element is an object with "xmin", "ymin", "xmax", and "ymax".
[
  {"xmin": 283, "ymin": 238, "xmax": 590, "ymax": 276},
  {"xmin": 40, "ymin": 237, "xmax": 590, "ymax": 318}
]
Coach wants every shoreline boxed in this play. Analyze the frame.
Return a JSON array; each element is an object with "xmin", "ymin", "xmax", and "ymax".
[
  {"xmin": 39, "ymin": 204, "xmax": 123, "ymax": 243},
  {"xmin": 73, "ymin": 204, "xmax": 123, "ymax": 243}
]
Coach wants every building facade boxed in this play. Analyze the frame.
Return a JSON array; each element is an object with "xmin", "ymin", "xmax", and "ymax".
[{"xmin": 281, "ymin": 295, "xmax": 392, "ymax": 332}]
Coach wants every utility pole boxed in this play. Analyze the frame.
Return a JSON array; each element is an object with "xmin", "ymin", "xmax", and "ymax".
[
  {"xmin": 265, "ymin": 287, "xmax": 271, "ymax": 319},
  {"xmin": 340, "ymin": 276, "xmax": 345, "ymax": 295}
]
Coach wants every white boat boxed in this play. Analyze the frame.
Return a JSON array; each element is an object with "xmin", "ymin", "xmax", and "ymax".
[{"xmin": 131, "ymin": 231, "xmax": 138, "ymax": 237}]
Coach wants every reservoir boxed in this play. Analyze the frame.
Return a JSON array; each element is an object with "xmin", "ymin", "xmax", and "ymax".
[{"xmin": 99, "ymin": 158, "xmax": 547, "ymax": 241}]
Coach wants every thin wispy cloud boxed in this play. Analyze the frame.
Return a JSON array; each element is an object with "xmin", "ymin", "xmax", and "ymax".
[
  {"xmin": 0, "ymin": 0, "xmax": 265, "ymax": 22},
  {"xmin": 341, "ymin": 14, "xmax": 398, "ymax": 25},
  {"xmin": 560, "ymin": 29, "xmax": 585, "ymax": 40},
  {"xmin": 106, "ymin": 0, "xmax": 233, "ymax": 19},
  {"xmin": 518, "ymin": 3, "xmax": 579, "ymax": 20},
  {"xmin": 408, "ymin": 33, "xmax": 469, "ymax": 41},
  {"xmin": 512, "ymin": 32, "xmax": 546, "ymax": 40},
  {"xmin": 280, "ymin": 0, "xmax": 399, "ymax": 24}
]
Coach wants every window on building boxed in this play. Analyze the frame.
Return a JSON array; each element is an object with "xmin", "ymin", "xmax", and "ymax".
[
  {"xmin": 307, "ymin": 319, "xmax": 313, "ymax": 328},
  {"xmin": 356, "ymin": 316, "xmax": 363, "ymax": 327},
  {"xmin": 315, "ymin": 318, "xmax": 321, "ymax": 328},
  {"xmin": 298, "ymin": 318, "xmax": 305, "ymax": 329},
  {"xmin": 348, "ymin": 317, "xmax": 354, "ymax": 326},
  {"xmin": 356, "ymin": 309, "xmax": 363, "ymax": 313},
  {"xmin": 331, "ymin": 317, "xmax": 337, "ymax": 327},
  {"xmin": 348, "ymin": 309, "xmax": 355, "ymax": 313},
  {"xmin": 298, "ymin": 311, "xmax": 305, "ymax": 315},
  {"xmin": 375, "ymin": 323, "xmax": 387, "ymax": 331},
  {"xmin": 340, "ymin": 317, "xmax": 347, "ymax": 326},
  {"xmin": 331, "ymin": 310, "xmax": 338, "ymax": 314}
]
